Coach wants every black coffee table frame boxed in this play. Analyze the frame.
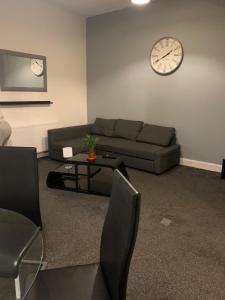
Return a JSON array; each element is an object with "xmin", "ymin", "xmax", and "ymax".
[
  {"xmin": 46, "ymin": 164, "xmax": 101, "ymax": 192},
  {"xmin": 47, "ymin": 154, "xmax": 129, "ymax": 196}
]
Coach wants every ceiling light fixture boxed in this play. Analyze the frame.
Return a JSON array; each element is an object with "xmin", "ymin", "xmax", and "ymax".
[{"xmin": 131, "ymin": 0, "xmax": 150, "ymax": 5}]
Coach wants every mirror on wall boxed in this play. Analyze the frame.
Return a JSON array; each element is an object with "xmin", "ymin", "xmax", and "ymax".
[{"xmin": 0, "ymin": 49, "xmax": 47, "ymax": 92}]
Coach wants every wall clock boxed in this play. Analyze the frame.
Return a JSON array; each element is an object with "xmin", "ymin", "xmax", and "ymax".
[
  {"xmin": 31, "ymin": 59, "xmax": 44, "ymax": 76},
  {"xmin": 150, "ymin": 37, "xmax": 184, "ymax": 75}
]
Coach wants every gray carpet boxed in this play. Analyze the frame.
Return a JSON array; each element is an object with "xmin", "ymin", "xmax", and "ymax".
[{"xmin": 39, "ymin": 158, "xmax": 225, "ymax": 300}]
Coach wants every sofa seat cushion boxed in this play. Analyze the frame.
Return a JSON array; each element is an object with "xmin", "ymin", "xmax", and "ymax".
[
  {"xmin": 137, "ymin": 124, "xmax": 175, "ymax": 146},
  {"xmin": 96, "ymin": 137, "xmax": 163, "ymax": 160},
  {"xmin": 90, "ymin": 118, "xmax": 116, "ymax": 137},
  {"xmin": 114, "ymin": 119, "xmax": 143, "ymax": 140},
  {"xmin": 52, "ymin": 137, "xmax": 87, "ymax": 154}
]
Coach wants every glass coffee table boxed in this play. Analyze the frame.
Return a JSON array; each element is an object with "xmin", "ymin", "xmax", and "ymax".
[
  {"xmin": 0, "ymin": 209, "xmax": 43, "ymax": 300},
  {"xmin": 47, "ymin": 153, "xmax": 129, "ymax": 196}
]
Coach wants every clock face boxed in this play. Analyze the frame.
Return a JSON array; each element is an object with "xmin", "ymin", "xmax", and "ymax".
[
  {"xmin": 31, "ymin": 59, "xmax": 44, "ymax": 76},
  {"xmin": 150, "ymin": 37, "xmax": 183, "ymax": 75}
]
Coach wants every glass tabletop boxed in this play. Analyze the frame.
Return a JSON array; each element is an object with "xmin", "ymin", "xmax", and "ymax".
[
  {"xmin": 0, "ymin": 209, "xmax": 43, "ymax": 300},
  {"xmin": 68, "ymin": 153, "xmax": 122, "ymax": 168}
]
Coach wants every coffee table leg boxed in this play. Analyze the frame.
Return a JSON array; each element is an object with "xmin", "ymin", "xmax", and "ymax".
[
  {"xmin": 87, "ymin": 164, "xmax": 91, "ymax": 193},
  {"xmin": 75, "ymin": 164, "xmax": 79, "ymax": 191}
]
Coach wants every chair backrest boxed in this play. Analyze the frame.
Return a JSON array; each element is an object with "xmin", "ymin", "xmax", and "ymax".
[
  {"xmin": 0, "ymin": 146, "xmax": 42, "ymax": 227},
  {"xmin": 100, "ymin": 169, "xmax": 141, "ymax": 300}
]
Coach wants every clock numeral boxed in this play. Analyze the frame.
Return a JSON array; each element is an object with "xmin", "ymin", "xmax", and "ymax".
[
  {"xmin": 174, "ymin": 46, "xmax": 181, "ymax": 51},
  {"xmin": 171, "ymin": 40, "xmax": 176, "ymax": 47}
]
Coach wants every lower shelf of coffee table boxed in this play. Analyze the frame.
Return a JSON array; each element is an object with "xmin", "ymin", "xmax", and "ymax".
[
  {"xmin": 47, "ymin": 167, "xmax": 113, "ymax": 196},
  {"xmin": 55, "ymin": 164, "xmax": 101, "ymax": 177}
]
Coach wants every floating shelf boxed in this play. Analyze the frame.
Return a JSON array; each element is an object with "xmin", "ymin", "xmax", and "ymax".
[{"xmin": 0, "ymin": 101, "xmax": 53, "ymax": 106}]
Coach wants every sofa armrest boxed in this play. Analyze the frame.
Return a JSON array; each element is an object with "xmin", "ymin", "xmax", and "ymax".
[
  {"xmin": 154, "ymin": 144, "xmax": 181, "ymax": 174},
  {"xmin": 48, "ymin": 124, "xmax": 92, "ymax": 157},
  {"xmin": 48, "ymin": 124, "xmax": 92, "ymax": 143}
]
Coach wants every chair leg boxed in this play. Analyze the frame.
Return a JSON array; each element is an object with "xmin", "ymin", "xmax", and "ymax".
[
  {"xmin": 22, "ymin": 259, "xmax": 42, "ymax": 265},
  {"xmin": 15, "ymin": 276, "xmax": 21, "ymax": 300}
]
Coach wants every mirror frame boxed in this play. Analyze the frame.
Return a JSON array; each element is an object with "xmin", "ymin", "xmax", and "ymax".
[{"xmin": 0, "ymin": 49, "xmax": 47, "ymax": 92}]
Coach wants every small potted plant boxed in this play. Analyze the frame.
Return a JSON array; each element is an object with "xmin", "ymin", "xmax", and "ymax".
[{"xmin": 83, "ymin": 134, "xmax": 97, "ymax": 161}]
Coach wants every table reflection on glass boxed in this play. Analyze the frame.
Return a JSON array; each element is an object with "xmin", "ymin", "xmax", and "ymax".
[{"xmin": 0, "ymin": 209, "xmax": 43, "ymax": 300}]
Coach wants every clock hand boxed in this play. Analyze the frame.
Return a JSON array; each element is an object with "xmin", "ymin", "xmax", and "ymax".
[
  {"xmin": 34, "ymin": 60, "xmax": 43, "ymax": 67},
  {"xmin": 154, "ymin": 49, "xmax": 174, "ymax": 63}
]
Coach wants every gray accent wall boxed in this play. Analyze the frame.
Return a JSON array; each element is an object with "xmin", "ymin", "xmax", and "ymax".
[{"xmin": 87, "ymin": 0, "xmax": 225, "ymax": 164}]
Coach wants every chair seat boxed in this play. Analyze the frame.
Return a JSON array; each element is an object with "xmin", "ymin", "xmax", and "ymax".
[{"xmin": 26, "ymin": 263, "xmax": 111, "ymax": 300}]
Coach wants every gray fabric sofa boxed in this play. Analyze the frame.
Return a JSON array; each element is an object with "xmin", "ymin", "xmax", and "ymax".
[{"xmin": 48, "ymin": 118, "xmax": 180, "ymax": 174}]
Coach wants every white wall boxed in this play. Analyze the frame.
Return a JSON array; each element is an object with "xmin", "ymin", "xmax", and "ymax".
[{"xmin": 0, "ymin": 0, "xmax": 87, "ymax": 152}]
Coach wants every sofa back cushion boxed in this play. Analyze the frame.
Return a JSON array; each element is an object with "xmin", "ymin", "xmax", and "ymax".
[
  {"xmin": 114, "ymin": 119, "xmax": 143, "ymax": 140},
  {"xmin": 137, "ymin": 124, "xmax": 175, "ymax": 146},
  {"xmin": 91, "ymin": 118, "xmax": 116, "ymax": 137}
]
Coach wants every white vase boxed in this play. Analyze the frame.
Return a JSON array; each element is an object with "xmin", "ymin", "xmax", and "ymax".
[{"xmin": 0, "ymin": 119, "xmax": 12, "ymax": 146}]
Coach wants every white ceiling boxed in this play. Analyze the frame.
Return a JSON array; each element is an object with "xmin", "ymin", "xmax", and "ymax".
[{"xmin": 46, "ymin": 0, "xmax": 132, "ymax": 17}]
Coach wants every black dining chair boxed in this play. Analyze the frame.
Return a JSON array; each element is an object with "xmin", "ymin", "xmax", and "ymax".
[
  {"xmin": 26, "ymin": 169, "xmax": 141, "ymax": 300},
  {"xmin": 0, "ymin": 146, "xmax": 42, "ymax": 227}
]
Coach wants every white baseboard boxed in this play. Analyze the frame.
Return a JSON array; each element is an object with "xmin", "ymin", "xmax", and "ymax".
[
  {"xmin": 37, "ymin": 151, "xmax": 48, "ymax": 159},
  {"xmin": 180, "ymin": 158, "xmax": 222, "ymax": 173}
]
